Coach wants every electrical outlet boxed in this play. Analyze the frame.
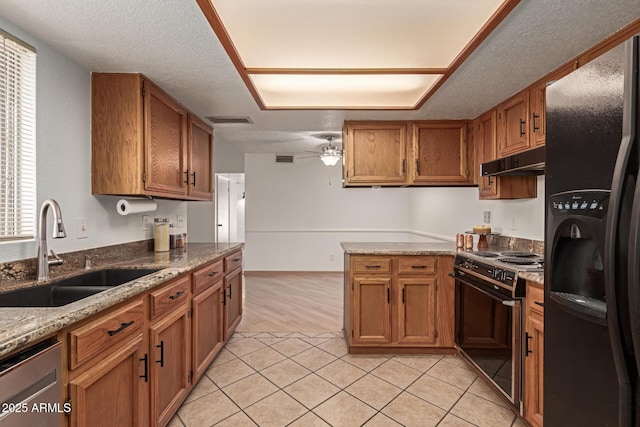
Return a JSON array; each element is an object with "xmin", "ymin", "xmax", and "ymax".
[
  {"xmin": 142, "ymin": 215, "xmax": 151, "ymax": 231},
  {"xmin": 77, "ymin": 217, "xmax": 88, "ymax": 239},
  {"xmin": 329, "ymin": 254, "xmax": 335, "ymax": 261},
  {"xmin": 176, "ymin": 215, "xmax": 185, "ymax": 227},
  {"xmin": 483, "ymin": 211, "xmax": 491, "ymax": 224},
  {"xmin": 511, "ymin": 217, "xmax": 517, "ymax": 230}
]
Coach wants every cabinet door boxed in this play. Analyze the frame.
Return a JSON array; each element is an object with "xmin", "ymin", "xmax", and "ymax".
[
  {"xmin": 150, "ymin": 307, "xmax": 191, "ymax": 427},
  {"xmin": 188, "ymin": 114, "xmax": 214, "ymax": 200},
  {"xmin": 224, "ymin": 268, "xmax": 243, "ymax": 340},
  {"xmin": 412, "ymin": 122, "xmax": 470, "ymax": 184},
  {"xmin": 143, "ymin": 81, "xmax": 188, "ymax": 196},
  {"xmin": 397, "ymin": 277, "xmax": 439, "ymax": 345},
  {"xmin": 455, "ymin": 282, "xmax": 511, "ymax": 348},
  {"xmin": 529, "ymin": 82, "xmax": 546, "ymax": 147},
  {"xmin": 193, "ymin": 281, "xmax": 224, "ymax": 382},
  {"xmin": 475, "ymin": 111, "xmax": 498, "ymax": 198},
  {"xmin": 497, "ymin": 91, "xmax": 530, "ymax": 157},
  {"xmin": 343, "ymin": 122, "xmax": 408, "ymax": 186},
  {"xmin": 351, "ymin": 276, "xmax": 392, "ymax": 345},
  {"xmin": 525, "ymin": 310, "xmax": 544, "ymax": 427},
  {"xmin": 69, "ymin": 335, "xmax": 148, "ymax": 427}
]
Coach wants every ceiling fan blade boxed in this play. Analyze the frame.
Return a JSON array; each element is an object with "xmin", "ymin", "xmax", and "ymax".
[
  {"xmin": 304, "ymin": 150, "xmax": 322, "ymax": 154},
  {"xmin": 296, "ymin": 155, "xmax": 320, "ymax": 159}
]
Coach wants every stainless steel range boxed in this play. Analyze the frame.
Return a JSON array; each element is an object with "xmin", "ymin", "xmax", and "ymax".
[{"xmin": 452, "ymin": 250, "xmax": 543, "ymax": 413}]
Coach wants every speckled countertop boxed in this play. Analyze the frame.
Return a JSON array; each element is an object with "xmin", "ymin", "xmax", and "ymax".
[
  {"xmin": 0, "ymin": 242, "xmax": 243, "ymax": 358},
  {"xmin": 341, "ymin": 242, "xmax": 457, "ymax": 255},
  {"xmin": 341, "ymin": 241, "xmax": 544, "ymax": 285}
]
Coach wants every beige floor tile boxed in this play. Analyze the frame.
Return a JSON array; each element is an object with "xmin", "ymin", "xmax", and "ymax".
[
  {"xmin": 222, "ymin": 373, "xmax": 279, "ymax": 409},
  {"xmin": 317, "ymin": 332, "xmax": 341, "ymax": 338},
  {"xmin": 381, "ymin": 392, "xmax": 445, "ymax": 427},
  {"xmin": 255, "ymin": 337, "xmax": 285, "ymax": 346},
  {"xmin": 467, "ymin": 377, "xmax": 511, "ymax": 408},
  {"xmin": 315, "ymin": 359, "xmax": 367, "ymax": 388},
  {"xmin": 240, "ymin": 347, "xmax": 286, "ymax": 371},
  {"xmin": 291, "ymin": 347, "xmax": 337, "ymax": 371},
  {"xmin": 237, "ymin": 332, "xmax": 259, "ymax": 338},
  {"xmin": 438, "ymin": 413, "xmax": 476, "ymax": 427},
  {"xmin": 211, "ymin": 349, "xmax": 238, "ymax": 367},
  {"xmin": 288, "ymin": 412, "xmax": 331, "ymax": 427},
  {"xmin": 178, "ymin": 390, "xmax": 240, "ymax": 427},
  {"xmin": 270, "ymin": 338, "xmax": 313, "ymax": 357},
  {"xmin": 214, "ymin": 411, "xmax": 258, "ymax": 426},
  {"xmin": 284, "ymin": 373, "xmax": 340, "ymax": 409},
  {"xmin": 406, "ymin": 374, "xmax": 465, "ymax": 410},
  {"xmin": 259, "ymin": 359, "xmax": 311, "ymax": 388},
  {"xmin": 341, "ymin": 354, "xmax": 390, "ymax": 372},
  {"xmin": 270, "ymin": 332, "xmax": 293, "ymax": 337},
  {"xmin": 392, "ymin": 354, "xmax": 442, "ymax": 373},
  {"xmin": 301, "ymin": 332, "xmax": 323, "ymax": 337},
  {"xmin": 441, "ymin": 355, "xmax": 471, "ymax": 369},
  {"xmin": 371, "ymin": 359, "xmax": 422, "ymax": 388},
  {"xmin": 302, "ymin": 337, "xmax": 331, "ymax": 346},
  {"xmin": 316, "ymin": 338, "xmax": 348, "ymax": 357},
  {"xmin": 251, "ymin": 332, "xmax": 274, "ymax": 338},
  {"xmin": 225, "ymin": 338, "xmax": 267, "ymax": 357},
  {"xmin": 286, "ymin": 332, "xmax": 309, "ymax": 338},
  {"xmin": 363, "ymin": 413, "xmax": 403, "ymax": 426},
  {"xmin": 345, "ymin": 374, "xmax": 402, "ymax": 410},
  {"xmin": 450, "ymin": 393, "xmax": 516, "ymax": 427},
  {"xmin": 313, "ymin": 391, "xmax": 377, "ymax": 427},
  {"xmin": 167, "ymin": 415, "xmax": 184, "ymax": 427},
  {"xmin": 244, "ymin": 391, "xmax": 307, "ymax": 427},
  {"xmin": 427, "ymin": 359, "xmax": 477, "ymax": 390},
  {"xmin": 512, "ymin": 417, "xmax": 528, "ymax": 427},
  {"xmin": 184, "ymin": 374, "xmax": 218, "ymax": 404},
  {"xmin": 207, "ymin": 358, "xmax": 256, "ymax": 388}
]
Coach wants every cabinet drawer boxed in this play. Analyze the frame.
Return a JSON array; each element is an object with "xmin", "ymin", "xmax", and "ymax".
[
  {"xmin": 69, "ymin": 299, "xmax": 144, "ymax": 370},
  {"xmin": 150, "ymin": 275, "xmax": 190, "ymax": 319},
  {"xmin": 224, "ymin": 251, "xmax": 243, "ymax": 272},
  {"xmin": 398, "ymin": 257, "xmax": 437, "ymax": 274},
  {"xmin": 527, "ymin": 282, "xmax": 544, "ymax": 315},
  {"xmin": 193, "ymin": 260, "xmax": 223, "ymax": 294},
  {"xmin": 352, "ymin": 257, "xmax": 392, "ymax": 274}
]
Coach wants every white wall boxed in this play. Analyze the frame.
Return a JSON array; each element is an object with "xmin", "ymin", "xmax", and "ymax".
[{"xmin": 0, "ymin": 17, "xmax": 187, "ymax": 263}]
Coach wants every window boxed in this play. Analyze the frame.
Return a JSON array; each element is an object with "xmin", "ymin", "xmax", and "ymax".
[{"xmin": 0, "ymin": 30, "xmax": 36, "ymax": 241}]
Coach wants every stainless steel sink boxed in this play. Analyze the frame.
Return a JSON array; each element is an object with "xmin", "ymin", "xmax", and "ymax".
[{"xmin": 0, "ymin": 268, "xmax": 161, "ymax": 307}]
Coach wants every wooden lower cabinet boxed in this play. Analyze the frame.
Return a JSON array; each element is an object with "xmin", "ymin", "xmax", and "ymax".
[
  {"xmin": 524, "ymin": 281, "xmax": 544, "ymax": 427},
  {"xmin": 224, "ymin": 267, "xmax": 243, "ymax": 340},
  {"xmin": 192, "ymin": 280, "xmax": 224, "ymax": 381},
  {"xmin": 150, "ymin": 306, "xmax": 191, "ymax": 427},
  {"xmin": 69, "ymin": 335, "xmax": 148, "ymax": 427},
  {"xmin": 346, "ymin": 255, "xmax": 455, "ymax": 352}
]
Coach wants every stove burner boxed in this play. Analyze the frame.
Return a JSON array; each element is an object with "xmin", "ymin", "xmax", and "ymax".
[
  {"xmin": 501, "ymin": 251, "xmax": 539, "ymax": 257},
  {"xmin": 499, "ymin": 257, "xmax": 541, "ymax": 265},
  {"xmin": 473, "ymin": 252, "xmax": 500, "ymax": 258}
]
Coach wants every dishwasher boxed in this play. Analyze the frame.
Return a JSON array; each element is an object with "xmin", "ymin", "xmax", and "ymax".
[{"xmin": 0, "ymin": 341, "xmax": 63, "ymax": 427}]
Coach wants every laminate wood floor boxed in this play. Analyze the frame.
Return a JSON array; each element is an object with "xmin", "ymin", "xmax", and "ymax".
[{"xmin": 238, "ymin": 272, "xmax": 343, "ymax": 333}]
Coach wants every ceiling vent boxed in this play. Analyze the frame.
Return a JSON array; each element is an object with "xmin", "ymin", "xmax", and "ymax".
[
  {"xmin": 206, "ymin": 116, "xmax": 253, "ymax": 125},
  {"xmin": 275, "ymin": 154, "xmax": 295, "ymax": 164}
]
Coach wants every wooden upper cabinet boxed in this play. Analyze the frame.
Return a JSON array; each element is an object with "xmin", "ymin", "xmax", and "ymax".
[
  {"xmin": 497, "ymin": 90, "xmax": 530, "ymax": 157},
  {"xmin": 188, "ymin": 114, "xmax": 214, "ymax": 199},
  {"xmin": 475, "ymin": 110, "xmax": 498, "ymax": 198},
  {"xmin": 343, "ymin": 121, "xmax": 408, "ymax": 186},
  {"xmin": 411, "ymin": 121, "xmax": 472, "ymax": 185},
  {"xmin": 92, "ymin": 73, "xmax": 213, "ymax": 200},
  {"xmin": 529, "ymin": 82, "xmax": 546, "ymax": 147}
]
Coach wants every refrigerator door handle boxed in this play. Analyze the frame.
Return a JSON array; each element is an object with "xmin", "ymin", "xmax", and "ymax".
[{"xmin": 604, "ymin": 35, "xmax": 639, "ymax": 427}]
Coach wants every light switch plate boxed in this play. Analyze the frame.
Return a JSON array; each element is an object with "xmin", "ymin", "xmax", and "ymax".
[
  {"xmin": 77, "ymin": 217, "xmax": 88, "ymax": 239},
  {"xmin": 142, "ymin": 215, "xmax": 151, "ymax": 231}
]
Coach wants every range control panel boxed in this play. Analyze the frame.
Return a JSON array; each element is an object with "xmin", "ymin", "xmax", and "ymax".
[{"xmin": 549, "ymin": 190, "xmax": 609, "ymax": 219}]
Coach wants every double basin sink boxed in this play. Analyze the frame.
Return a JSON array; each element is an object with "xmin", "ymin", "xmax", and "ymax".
[{"xmin": 0, "ymin": 268, "xmax": 161, "ymax": 307}]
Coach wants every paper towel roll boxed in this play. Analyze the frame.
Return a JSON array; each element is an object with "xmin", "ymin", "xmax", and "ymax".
[{"xmin": 116, "ymin": 199, "xmax": 157, "ymax": 216}]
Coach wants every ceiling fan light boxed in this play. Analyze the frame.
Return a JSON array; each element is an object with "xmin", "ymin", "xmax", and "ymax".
[{"xmin": 320, "ymin": 153, "xmax": 341, "ymax": 166}]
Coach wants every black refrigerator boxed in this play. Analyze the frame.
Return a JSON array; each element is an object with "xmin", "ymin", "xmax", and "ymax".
[{"xmin": 545, "ymin": 35, "xmax": 640, "ymax": 426}]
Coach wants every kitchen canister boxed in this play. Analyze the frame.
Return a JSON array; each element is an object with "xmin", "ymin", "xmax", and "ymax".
[
  {"xmin": 154, "ymin": 218, "xmax": 170, "ymax": 252},
  {"xmin": 465, "ymin": 234, "xmax": 474, "ymax": 250},
  {"xmin": 456, "ymin": 234, "xmax": 465, "ymax": 248}
]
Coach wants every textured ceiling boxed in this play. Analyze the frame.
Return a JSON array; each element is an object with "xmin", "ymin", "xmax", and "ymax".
[{"xmin": 0, "ymin": 0, "xmax": 638, "ymax": 153}]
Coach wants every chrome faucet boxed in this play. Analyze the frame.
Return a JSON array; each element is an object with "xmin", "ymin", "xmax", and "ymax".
[{"xmin": 36, "ymin": 199, "xmax": 67, "ymax": 281}]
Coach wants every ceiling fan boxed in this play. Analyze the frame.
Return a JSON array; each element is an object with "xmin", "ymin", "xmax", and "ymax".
[{"xmin": 297, "ymin": 135, "xmax": 343, "ymax": 166}]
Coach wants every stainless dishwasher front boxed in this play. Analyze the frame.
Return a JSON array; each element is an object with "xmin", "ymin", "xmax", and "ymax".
[{"xmin": 0, "ymin": 341, "xmax": 63, "ymax": 426}]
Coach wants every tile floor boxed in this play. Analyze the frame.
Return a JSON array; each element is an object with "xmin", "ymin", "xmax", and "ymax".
[{"xmin": 169, "ymin": 332, "xmax": 527, "ymax": 427}]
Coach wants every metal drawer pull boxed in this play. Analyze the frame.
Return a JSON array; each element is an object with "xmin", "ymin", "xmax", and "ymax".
[
  {"xmin": 191, "ymin": 171, "xmax": 196, "ymax": 187},
  {"xmin": 208, "ymin": 271, "xmax": 219, "ymax": 277},
  {"xmin": 532, "ymin": 112, "xmax": 540, "ymax": 132},
  {"xmin": 387, "ymin": 288, "xmax": 390, "ymax": 303},
  {"xmin": 525, "ymin": 332, "xmax": 533, "ymax": 356},
  {"xmin": 108, "ymin": 320, "xmax": 134, "ymax": 336},
  {"xmin": 411, "ymin": 265, "xmax": 428, "ymax": 269},
  {"xmin": 169, "ymin": 290, "xmax": 185, "ymax": 300},
  {"xmin": 232, "ymin": 258, "xmax": 241, "ymax": 262},
  {"xmin": 365, "ymin": 265, "xmax": 381, "ymax": 269},
  {"xmin": 222, "ymin": 288, "xmax": 226, "ymax": 305},
  {"xmin": 156, "ymin": 341, "xmax": 164, "ymax": 367},
  {"xmin": 402, "ymin": 288, "xmax": 405, "ymax": 304},
  {"xmin": 140, "ymin": 354, "xmax": 149, "ymax": 382},
  {"xmin": 519, "ymin": 118, "xmax": 526, "ymax": 137},
  {"xmin": 228, "ymin": 284, "xmax": 232, "ymax": 299},
  {"xmin": 184, "ymin": 169, "xmax": 190, "ymax": 185},
  {"xmin": 534, "ymin": 301, "xmax": 544, "ymax": 307}
]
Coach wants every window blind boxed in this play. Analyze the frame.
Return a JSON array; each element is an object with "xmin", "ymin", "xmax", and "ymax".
[{"xmin": 0, "ymin": 30, "xmax": 36, "ymax": 241}]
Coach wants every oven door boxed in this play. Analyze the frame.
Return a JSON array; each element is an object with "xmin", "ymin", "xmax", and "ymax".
[{"xmin": 453, "ymin": 269, "xmax": 522, "ymax": 410}]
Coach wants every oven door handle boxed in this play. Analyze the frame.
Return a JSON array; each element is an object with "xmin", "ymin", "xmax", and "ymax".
[
  {"xmin": 451, "ymin": 271, "xmax": 511, "ymax": 302},
  {"xmin": 502, "ymin": 300, "xmax": 516, "ymax": 307}
]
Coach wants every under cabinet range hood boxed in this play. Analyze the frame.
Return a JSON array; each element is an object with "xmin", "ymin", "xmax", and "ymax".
[{"xmin": 481, "ymin": 146, "xmax": 545, "ymax": 177}]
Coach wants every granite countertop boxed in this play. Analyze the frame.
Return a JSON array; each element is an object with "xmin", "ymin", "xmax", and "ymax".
[
  {"xmin": 520, "ymin": 271, "xmax": 544, "ymax": 285},
  {"xmin": 341, "ymin": 242, "xmax": 457, "ymax": 255},
  {"xmin": 0, "ymin": 242, "xmax": 243, "ymax": 358}
]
